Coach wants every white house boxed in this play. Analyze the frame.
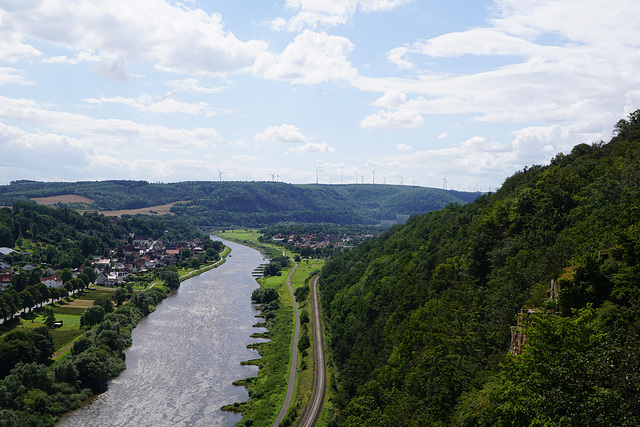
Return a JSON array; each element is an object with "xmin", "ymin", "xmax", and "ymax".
[{"xmin": 41, "ymin": 276, "xmax": 63, "ymax": 288}]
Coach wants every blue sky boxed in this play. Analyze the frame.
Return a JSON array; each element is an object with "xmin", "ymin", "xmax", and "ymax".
[{"xmin": 1, "ymin": 0, "xmax": 639, "ymax": 191}]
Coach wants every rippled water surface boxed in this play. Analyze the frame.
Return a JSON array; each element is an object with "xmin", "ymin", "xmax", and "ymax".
[{"xmin": 57, "ymin": 238, "xmax": 266, "ymax": 427}]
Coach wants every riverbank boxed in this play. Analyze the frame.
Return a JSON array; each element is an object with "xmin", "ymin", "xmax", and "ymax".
[
  {"xmin": 0, "ymin": 243, "xmax": 231, "ymax": 426},
  {"xmin": 217, "ymin": 230, "xmax": 325, "ymax": 427},
  {"xmin": 56, "ymin": 238, "xmax": 262, "ymax": 426}
]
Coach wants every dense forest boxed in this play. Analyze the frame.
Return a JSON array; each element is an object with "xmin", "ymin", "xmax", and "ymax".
[
  {"xmin": 320, "ymin": 111, "xmax": 640, "ymax": 426},
  {"xmin": 0, "ymin": 181, "xmax": 479, "ymax": 227}
]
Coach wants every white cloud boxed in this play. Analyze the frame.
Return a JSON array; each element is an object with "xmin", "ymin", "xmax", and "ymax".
[
  {"xmin": 274, "ymin": 0, "xmax": 413, "ymax": 31},
  {"xmin": 42, "ymin": 51, "xmax": 102, "ymax": 65},
  {"xmin": 255, "ymin": 30, "xmax": 358, "ymax": 84},
  {"xmin": 397, "ymin": 143, "xmax": 412, "ymax": 151},
  {"xmin": 0, "ymin": 95, "xmax": 221, "ymax": 151},
  {"xmin": 84, "ymin": 95, "xmax": 217, "ymax": 116},
  {"xmin": 254, "ymin": 124, "xmax": 308, "ymax": 144},
  {"xmin": 0, "ymin": 67, "xmax": 31, "ymax": 85},
  {"xmin": 95, "ymin": 56, "xmax": 130, "ymax": 81},
  {"xmin": 1, "ymin": 0, "xmax": 268, "ymax": 78},
  {"xmin": 437, "ymin": 132, "xmax": 447, "ymax": 139},
  {"xmin": 166, "ymin": 79, "xmax": 225, "ymax": 95},
  {"xmin": 353, "ymin": 0, "xmax": 640, "ymax": 170},
  {"xmin": 361, "ymin": 109, "xmax": 424, "ymax": 129},
  {"xmin": 373, "ymin": 91, "xmax": 407, "ymax": 108},
  {"xmin": 287, "ymin": 142, "xmax": 335, "ymax": 153}
]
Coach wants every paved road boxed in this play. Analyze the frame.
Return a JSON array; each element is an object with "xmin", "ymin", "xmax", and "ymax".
[
  {"xmin": 298, "ymin": 276, "xmax": 326, "ymax": 427},
  {"xmin": 272, "ymin": 261, "xmax": 300, "ymax": 427}
]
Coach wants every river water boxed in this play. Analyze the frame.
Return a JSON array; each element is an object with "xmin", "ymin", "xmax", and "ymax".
[{"xmin": 57, "ymin": 238, "xmax": 266, "ymax": 427}]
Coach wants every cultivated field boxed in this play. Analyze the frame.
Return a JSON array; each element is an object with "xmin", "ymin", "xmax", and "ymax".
[
  {"xmin": 31, "ymin": 194, "xmax": 95, "ymax": 205},
  {"xmin": 98, "ymin": 201, "xmax": 187, "ymax": 217}
]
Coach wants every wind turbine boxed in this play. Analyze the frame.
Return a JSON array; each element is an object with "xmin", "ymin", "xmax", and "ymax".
[
  {"xmin": 383, "ymin": 176, "xmax": 387, "ymax": 185},
  {"xmin": 217, "ymin": 168, "xmax": 226, "ymax": 182},
  {"xmin": 359, "ymin": 174, "xmax": 365, "ymax": 184},
  {"xmin": 371, "ymin": 168, "xmax": 377, "ymax": 185},
  {"xmin": 269, "ymin": 171, "xmax": 276, "ymax": 181},
  {"xmin": 442, "ymin": 176, "xmax": 448, "ymax": 190},
  {"xmin": 315, "ymin": 167, "xmax": 320, "ymax": 184},
  {"xmin": 275, "ymin": 170, "xmax": 281, "ymax": 183},
  {"xmin": 400, "ymin": 175, "xmax": 404, "ymax": 185}
]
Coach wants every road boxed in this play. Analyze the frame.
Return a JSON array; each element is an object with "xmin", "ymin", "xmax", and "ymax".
[
  {"xmin": 298, "ymin": 276, "xmax": 326, "ymax": 427},
  {"xmin": 272, "ymin": 261, "xmax": 300, "ymax": 427}
]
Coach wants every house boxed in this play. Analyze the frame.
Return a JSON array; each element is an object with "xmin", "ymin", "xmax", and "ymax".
[
  {"xmin": 43, "ymin": 267, "xmax": 58, "ymax": 276},
  {"xmin": 0, "ymin": 261, "xmax": 11, "ymax": 269},
  {"xmin": 0, "ymin": 247, "xmax": 16, "ymax": 258},
  {"xmin": 133, "ymin": 236, "xmax": 152, "ymax": 248},
  {"xmin": 134, "ymin": 258, "xmax": 146, "ymax": 270},
  {"xmin": 96, "ymin": 272, "xmax": 120, "ymax": 287},
  {"xmin": 41, "ymin": 276, "xmax": 63, "ymax": 288},
  {"xmin": 95, "ymin": 273, "xmax": 108, "ymax": 286},
  {"xmin": 0, "ymin": 270, "xmax": 15, "ymax": 285}
]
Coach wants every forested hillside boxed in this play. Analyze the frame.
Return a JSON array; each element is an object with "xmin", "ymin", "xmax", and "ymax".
[
  {"xmin": 0, "ymin": 181, "xmax": 478, "ymax": 227},
  {"xmin": 320, "ymin": 111, "xmax": 640, "ymax": 426}
]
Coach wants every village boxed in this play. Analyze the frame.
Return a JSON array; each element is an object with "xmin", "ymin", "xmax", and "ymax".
[
  {"xmin": 0, "ymin": 235, "xmax": 219, "ymax": 292},
  {"xmin": 266, "ymin": 231, "xmax": 378, "ymax": 257}
]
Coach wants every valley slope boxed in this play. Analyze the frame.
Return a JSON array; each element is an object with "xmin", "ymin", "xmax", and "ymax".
[
  {"xmin": 319, "ymin": 111, "xmax": 640, "ymax": 425},
  {"xmin": 0, "ymin": 181, "xmax": 478, "ymax": 227}
]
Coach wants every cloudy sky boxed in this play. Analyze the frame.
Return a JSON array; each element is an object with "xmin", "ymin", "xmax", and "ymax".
[{"xmin": 1, "ymin": 0, "xmax": 639, "ymax": 191}]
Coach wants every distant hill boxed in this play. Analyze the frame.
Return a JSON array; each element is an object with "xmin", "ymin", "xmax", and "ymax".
[{"xmin": 0, "ymin": 181, "xmax": 480, "ymax": 227}]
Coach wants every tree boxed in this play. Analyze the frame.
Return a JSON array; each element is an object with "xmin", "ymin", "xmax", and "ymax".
[
  {"xmin": 30, "ymin": 327, "xmax": 54, "ymax": 362},
  {"xmin": 83, "ymin": 266, "xmax": 97, "ymax": 284},
  {"xmin": 161, "ymin": 270, "xmax": 180, "ymax": 290},
  {"xmin": 68, "ymin": 278, "xmax": 85, "ymax": 296},
  {"xmin": 19, "ymin": 290, "xmax": 34, "ymax": 313},
  {"xmin": 93, "ymin": 297, "xmax": 114, "ymax": 314},
  {"xmin": 73, "ymin": 349, "xmax": 109, "ymax": 394},
  {"xmin": 113, "ymin": 288, "xmax": 128, "ymax": 307},
  {"xmin": 298, "ymin": 334, "xmax": 310, "ymax": 353},
  {"xmin": 251, "ymin": 288, "xmax": 279, "ymax": 304},
  {"xmin": 294, "ymin": 285, "xmax": 310, "ymax": 302},
  {"xmin": 190, "ymin": 257, "xmax": 201, "ymax": 269},
  {"xmin": 300, "ymin": 311, "xmax": 310, "ymax": 324},
  {"xmin": 60, "ymin": 268, "xmax": 73, "ymax": 283},
  {"xmin": 43, "ymin": 306, "xmax": 56, "ymax": 328},
  {"xmin": 80, "ymin": 305, "xmax": 105, "ymax": 328}
]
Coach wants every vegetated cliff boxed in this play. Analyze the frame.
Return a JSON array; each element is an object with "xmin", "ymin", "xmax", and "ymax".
[{"xmin": 320, "ymin": 111, "xmax": 640, "ymax": 426}]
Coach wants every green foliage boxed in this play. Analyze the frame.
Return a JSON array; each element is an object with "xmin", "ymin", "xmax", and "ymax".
[
  {"xmin": 251, "ymin": 288, "xmax": 279, "ymax": 304},
  {"xmin": 79, "ymin": 305, "xmax": 105, "ymax": 328},
  {"xmin": 0, "ymin": 181, "xmax": 479, "ymax": 227},
  {"xmin": 297, "ymin": 333, "xmax": 310, "ymax": 353},
  {"xmin": 44, "ymin": 306, "xmax": 56, "ymax": 328},
  {"xmin": 294, "ymin": 285, "xmax": 309, "ymax": 302},
  {"xmin": 160, "ymin": 270, "xmax": 180, "ymax": 290},
  {"xmin": 320, "ymin": 111, "xmax": 640, "ymax": 425},
  {"xmin": 299, "ymin": 310, "xmax": 309, "ymax": 324},
  {"xmin": 92, "ymin": 297, "xmax": 114, "ymax": 314}
]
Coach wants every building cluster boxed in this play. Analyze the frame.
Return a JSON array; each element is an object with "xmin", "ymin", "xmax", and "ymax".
[
  {"xmin": 271, "ymin": 232, "xmax": 377, "ymax": 252},
  {"xmin": 0, "ymin": 235, "xmax": 209, "ymax": 290}
]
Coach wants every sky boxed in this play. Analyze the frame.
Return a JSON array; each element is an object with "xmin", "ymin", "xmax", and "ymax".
[{"xmin": 1, "ymin": 0, "xmax": 639, "ymax": 192}]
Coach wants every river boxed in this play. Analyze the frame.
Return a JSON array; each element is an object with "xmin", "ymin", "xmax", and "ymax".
[{"xmin": 57, "ymin": 238, "xmax": 266, "ymax": 427}]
